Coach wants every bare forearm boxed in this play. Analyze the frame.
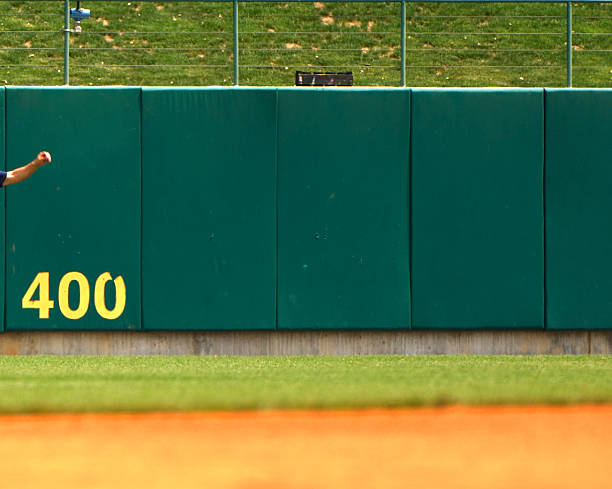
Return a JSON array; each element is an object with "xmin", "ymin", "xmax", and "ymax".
[
  {"xmin": 4, "ymin": 161, "xmax": 43, "ymax": 186},
  {"xmin": 4, "ymin": 151, "xmax": 52, "ymax": 187}
]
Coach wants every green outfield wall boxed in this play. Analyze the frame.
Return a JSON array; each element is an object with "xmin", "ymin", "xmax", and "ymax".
[
  {"xmin": 0, "ymin": 87, "xmax": 610, "ymax": 332},
  {"xmin": 277, "ymin": 89, "xmax": 411, "ymax": 329},
  {"xmin": 5, "ymin": 87, "xmax": 141, "ymax": 331},
  {"xmin": 0, "ymin": 88, "xmax": 4, "ymax": 334},
  {"xmin": 546, "ymin": 89, "xmax": 612, "ymax": 329},
  {"xmin": 142, "ymin": 88, "xmax": 276, "ymax": 330},
  {"xmin": 412, "ymin": 89, "xmax": 544, "ymax": 329}
]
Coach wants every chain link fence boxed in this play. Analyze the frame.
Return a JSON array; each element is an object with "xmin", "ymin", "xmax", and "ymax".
[{"xmin": 0, "ymin": 1, "xmax": 610, "ymax": 87}]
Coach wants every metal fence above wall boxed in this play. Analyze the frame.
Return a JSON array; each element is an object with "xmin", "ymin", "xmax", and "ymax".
[{"xmin": 0, "ymin": 1, "xmax": 610, "ymax": 87}]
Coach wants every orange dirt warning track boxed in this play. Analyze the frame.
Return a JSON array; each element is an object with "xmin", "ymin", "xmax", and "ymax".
[{"xmin": 0, "ymin": 406, "xmax": 610, "ymax": 489}]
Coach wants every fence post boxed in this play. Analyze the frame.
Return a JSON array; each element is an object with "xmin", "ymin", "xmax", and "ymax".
[
  {"xmin": 233, "ymin": 0, "xmax": 239, "ymax": 86},
  {"xmin": 401, "ymin": 0, "xmax": 406, "ymax": 87},
  {"xmin": 63, "ymin": 0, "xmax": 70, "ymax": 85},
  {"xmin": 566, "ymin": 2, "xmax": 572, "ymax": 87}
]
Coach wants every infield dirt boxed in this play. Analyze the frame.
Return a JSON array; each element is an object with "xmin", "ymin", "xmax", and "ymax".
[{"xmin": 0, "ymin": 406, "xmax": 609, "ymax": 489}]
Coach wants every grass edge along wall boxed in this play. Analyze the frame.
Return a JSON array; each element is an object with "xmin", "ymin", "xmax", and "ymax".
[{"xmin": 0, "ymin": 87, "xmax": 610, "ymax": 331}]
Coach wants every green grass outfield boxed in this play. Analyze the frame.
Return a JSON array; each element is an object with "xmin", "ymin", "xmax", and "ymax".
[
  {"xmin": 1, "ymin": 2, "xmax": 611, "ymax": 87},
  {"xmin": 0, "ymin": 355, "xmax": 611, "ymax": 413}
]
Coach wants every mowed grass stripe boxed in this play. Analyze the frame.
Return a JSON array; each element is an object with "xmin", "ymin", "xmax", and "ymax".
[{"xmin": 0, "ymin": 355, "xmax": 611, "ymax": 413}]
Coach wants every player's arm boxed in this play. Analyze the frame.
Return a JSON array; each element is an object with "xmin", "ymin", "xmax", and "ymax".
[{"xmin": 3, "ymin": 151, "xmax": 52, "ymax": 187}]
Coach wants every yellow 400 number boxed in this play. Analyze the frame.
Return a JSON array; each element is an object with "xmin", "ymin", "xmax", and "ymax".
[{"xmin": 22, "ymin": 272, "xmax": 126, "ymax": 320}]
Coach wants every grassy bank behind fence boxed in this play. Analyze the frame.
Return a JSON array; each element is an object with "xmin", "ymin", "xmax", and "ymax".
[
  {"xmin": 0, "ymin": 355, "xmax": 611, "ymax": 413},
  {"xmin": 0, "ymin": 2, "xmax": 610, "ymax": 87}
]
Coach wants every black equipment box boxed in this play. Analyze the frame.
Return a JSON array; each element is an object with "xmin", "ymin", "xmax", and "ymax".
[{"xmin": 295, "ymin": 71, "xmax": 354, "ymax": 87}]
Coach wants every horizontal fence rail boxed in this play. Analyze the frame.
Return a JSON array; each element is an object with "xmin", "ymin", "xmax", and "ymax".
[{"xmin": 0, "ymin": 1, "xmax": 610, "ymax": 87}]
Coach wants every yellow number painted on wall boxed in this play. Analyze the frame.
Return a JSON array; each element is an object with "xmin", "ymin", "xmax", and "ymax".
[
  {"xmin": 94, "ymin": 273, "xmax": 126, "ymax": 320},
  {"xmin": 21, "ymin": 272, "xmax": 126, "ymax": 320},
  {"xmin": 58, "ymin": 272, "xmax": 90, "ymax": 320},
  {"xmin": 21, "ymin": 272, "xmax": 55, "ymax": 319}
]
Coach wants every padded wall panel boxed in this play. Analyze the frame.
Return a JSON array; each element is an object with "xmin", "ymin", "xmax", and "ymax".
[
  {"xmin": 6, "ymin": 87, "xmax": 141, "ymax": 330},
  {"xmin": 0, "ymin": 88, "xmax": 4, "ymax": 332},
  {"xmin": 277, "ymin": 89, "xmax": 411, "ymax": 329},
  {"xmin": 546, "ymin": 89, "xmax": 612, "ymax": 329},
  {"xmin": 411, "ymin": 89, "xmax": 544, "ymax": 329},
  {"xmin": 142, "ymin": 88, "xmax": 276, "ymax": 330}
]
